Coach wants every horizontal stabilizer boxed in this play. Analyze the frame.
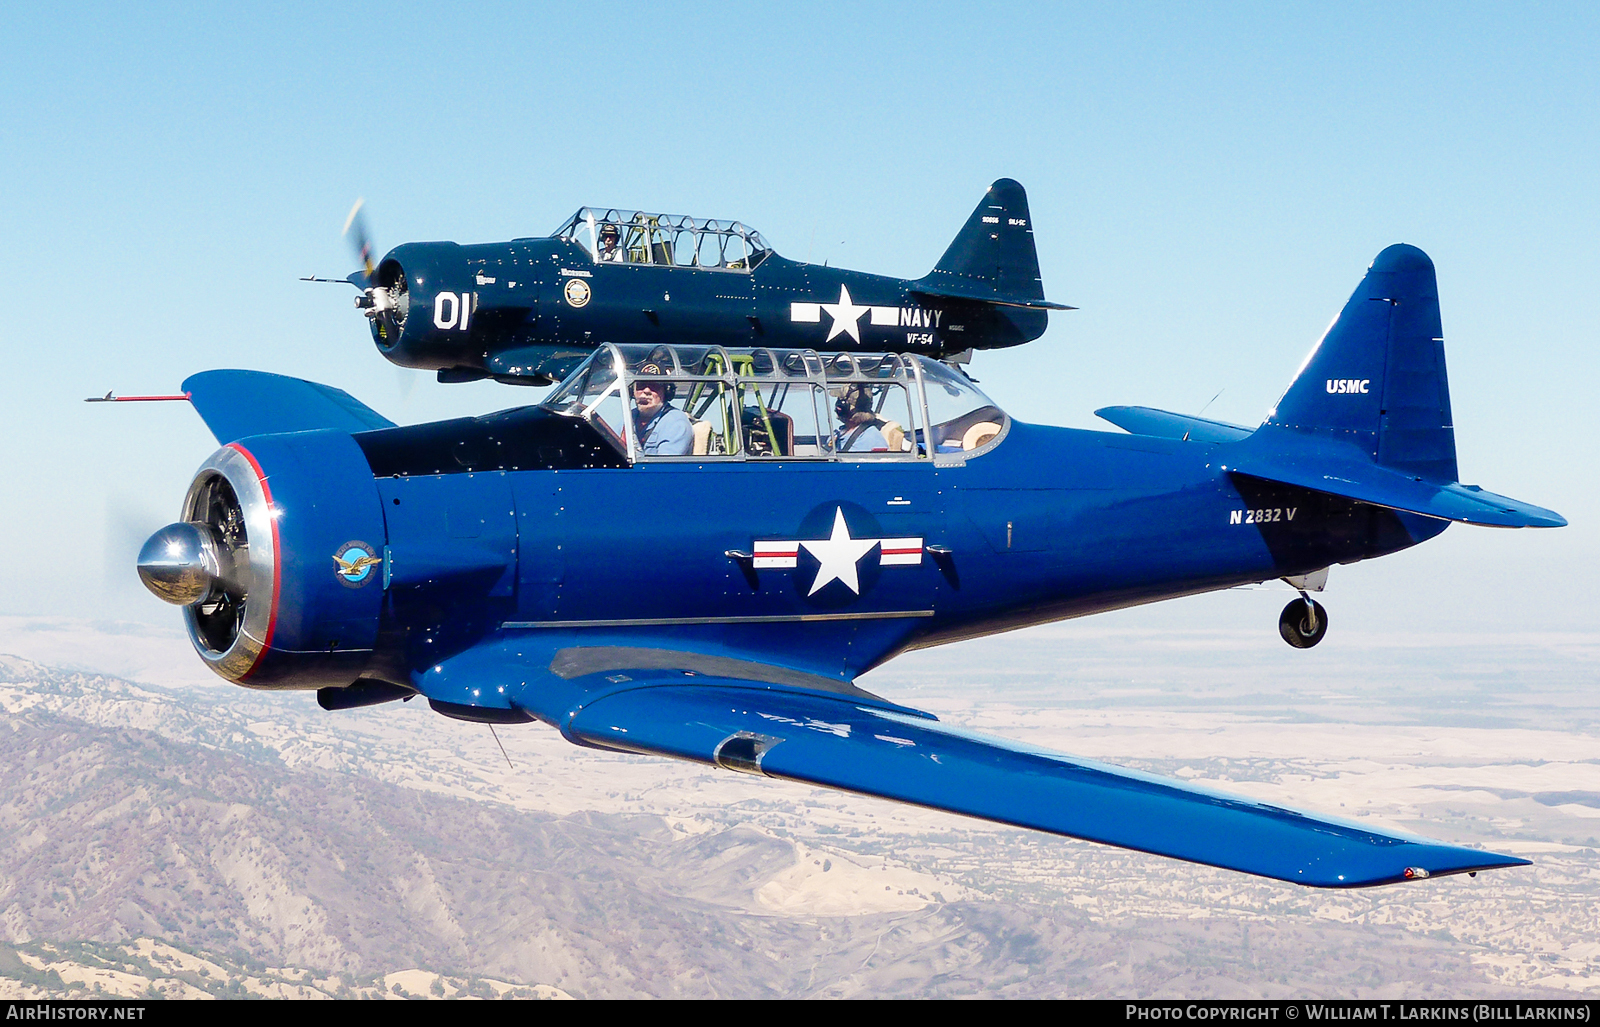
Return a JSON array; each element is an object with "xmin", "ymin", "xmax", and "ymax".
[
  {"xmin": 911, "ymin": 286, "xmax": 1072, "ymax": 311},
  {"xmin": 1228, "ymin": 437, "xmax": 1567, "ymax": 528},
  {"xmin": 555, "ymin": 676, "xmax": 1526, "ymax": 888},
  {"xmin": 183, "ymin": 369, "xmax": 395, "ymax": 444},
  {"xmin": 1096, "ymin": 405, "xmax": 1251, "ymax": 443}
]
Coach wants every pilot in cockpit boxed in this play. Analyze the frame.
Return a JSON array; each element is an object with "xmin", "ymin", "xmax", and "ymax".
[
  {"xmin": 631, "ymin": 363, "xmax": 694, "ymax": 456},
  {"xmin": 597, "ymin": 223, "xmax": 625, "ymax": 263},
  {"xmin": 833, "ymin": 386, "xmax": 889, "ymax": 453}
]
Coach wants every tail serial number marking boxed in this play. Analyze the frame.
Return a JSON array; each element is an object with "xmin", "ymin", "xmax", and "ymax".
[{"xmin": 1230, "ymin": 507, "xmax": 1297, "ymax": 525}]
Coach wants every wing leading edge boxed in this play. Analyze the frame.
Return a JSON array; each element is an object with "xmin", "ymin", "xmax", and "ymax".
[{"xmin": 509, "ymin": 668, "xmax": 1526, "ymax": 888}]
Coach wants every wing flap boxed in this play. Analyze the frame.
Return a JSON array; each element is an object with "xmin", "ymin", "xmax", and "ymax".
[
  {"xmin": 564, "ymin": 681, "xmax": 1526, "ymax": 888},
  {"xmin": 183, "ymin": 369, "xmax": 395, "ymax": 444}
]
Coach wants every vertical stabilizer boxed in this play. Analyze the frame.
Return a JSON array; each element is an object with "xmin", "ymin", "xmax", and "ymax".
[
  {"xmin": 919, "ymin": 179, "xmax": 1047, "ymax": 305},
  {"xmin": 1266, "ymin": 244, "xmax": 1457, "ymax": 483}
]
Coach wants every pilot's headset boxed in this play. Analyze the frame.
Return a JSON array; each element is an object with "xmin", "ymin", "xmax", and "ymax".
[
  {"xmin": 835, "ymin": 385, "xmax": 873, "ymax": 423},
  {"xmin": 634, "ymin": 362, "xmax": 677, "ymax": 401},
  {"xmin": 599, "ymin": 223, "xmax": 620, "ymax": 247}
]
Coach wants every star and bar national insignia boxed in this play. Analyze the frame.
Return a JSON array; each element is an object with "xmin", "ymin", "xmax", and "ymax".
[{"xmin": 753, "ymin": 507, "xmax": 922, "ymax": 596}]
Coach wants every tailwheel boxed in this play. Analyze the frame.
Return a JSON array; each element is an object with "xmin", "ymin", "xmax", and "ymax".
[{"xmin": 1279, "ymin": 596, "xmax": 1328, "ymax": 649}]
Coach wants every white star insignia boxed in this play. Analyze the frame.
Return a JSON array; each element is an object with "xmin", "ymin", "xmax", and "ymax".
[
  {"xmin": 821, "ymin": 285, "xmax": 869, "ymax": 344},
  {"xmin": 800, "ymin": 508, "xmax": 879, "ymax": 595}
]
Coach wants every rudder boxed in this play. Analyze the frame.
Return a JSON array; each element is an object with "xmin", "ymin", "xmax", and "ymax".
[{"xmin": 1266, "ymin": 244, "xmax": 1457, "ymax": 483}]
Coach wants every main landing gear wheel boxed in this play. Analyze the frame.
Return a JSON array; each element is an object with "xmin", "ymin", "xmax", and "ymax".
[{"xmin": 1279, "ymin": 596, "xmax": 1328, "ymax": 649}]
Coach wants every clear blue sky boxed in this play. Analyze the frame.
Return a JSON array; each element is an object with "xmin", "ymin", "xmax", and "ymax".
[{"xmin": 1, "ymin": 2, "xmax": 1594, "ymax": 639}]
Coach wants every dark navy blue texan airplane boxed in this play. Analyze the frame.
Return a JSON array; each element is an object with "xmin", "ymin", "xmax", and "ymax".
[
  {"xmin": 133, "ymin": 243, "xmax": 1564, "ymax": 888},
  {"xmin": 315, "ymin": 180, "xmax": 1067, "ymax": 385}
]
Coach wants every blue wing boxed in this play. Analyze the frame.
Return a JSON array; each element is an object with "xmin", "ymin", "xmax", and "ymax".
[
  {"xmin": 406, "ymin": 641, "xmax": 1526, "ymax": 889},
  {"xmin": 183, "ymin": 369, "xmax": 395, "ymax": 444}
]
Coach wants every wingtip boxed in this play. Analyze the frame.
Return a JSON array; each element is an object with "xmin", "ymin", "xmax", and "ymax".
[
  {"xmin": 1485, "ymin": 851, "xmax": 1533, "ymax": 870},
  {"xmin": 1418, "ymin": 848, "xmax": 1532, "ymax": 882},
  {"xmin": 1301, "ymin": 841, "xmax": 1533, "ymax": 888}
]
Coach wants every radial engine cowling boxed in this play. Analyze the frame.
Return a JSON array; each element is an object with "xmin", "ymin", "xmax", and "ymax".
[
  {"xmin": 363, "ymin": 241, "xmax": 499, "ymax": 371},
  {"xmin": 137, "ymin": 432, "xmax": 388, "ymax": 689}
]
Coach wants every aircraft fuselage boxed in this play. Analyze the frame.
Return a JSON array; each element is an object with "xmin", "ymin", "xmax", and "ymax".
[
  {"xmin": 377, "ymin": 240, "xmax": 1048, "ymax": 383},
  {"xmin": 339, "ymin": 418, "xmax": 1442, "ymax": 691}
]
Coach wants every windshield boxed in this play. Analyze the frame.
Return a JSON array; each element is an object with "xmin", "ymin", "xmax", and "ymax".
[
  {"xmin": 541, "ymin": 345, "xmax": 631, "ymax": 450},
  {"xmin": 915, "ymin": 358, "xmax": 1007, "ymax": 453}
]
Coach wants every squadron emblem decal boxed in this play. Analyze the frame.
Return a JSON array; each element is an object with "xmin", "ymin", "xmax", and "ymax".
[
  {"xmin": 754, "ymin": 507, "xmax": 922, "ymax": 597},
  {"xmin": 563, "ymin": 277, "xmax": 592, "ymax": 308},
  {"xmin": 332, "ymin": 541, "xmax": 381, "ymax": 588}
]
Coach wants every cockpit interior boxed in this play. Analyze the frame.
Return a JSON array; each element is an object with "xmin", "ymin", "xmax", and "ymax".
[
  {"xmin": 543, "ymin": 344, "xmax": 1007, "ymax": 462},
  {"xmin": 552, "ymin": 209, "xmax": 772, "ymax": 271}
]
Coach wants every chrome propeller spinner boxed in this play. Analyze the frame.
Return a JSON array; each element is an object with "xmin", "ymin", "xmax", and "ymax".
[
  {"xmin": 136, "ymin": 446, "xmax": 276, "ymax": 681},
  {"xmin": 136, "ymin": 521, "xmax": 230, "ymax": 606}
]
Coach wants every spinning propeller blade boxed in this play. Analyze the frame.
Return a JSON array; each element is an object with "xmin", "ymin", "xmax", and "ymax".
[
  {"xmin": 343, "ymin": 197, "xmax": 376, "ymax": 284},
  {"xmin": 341, "ymin": 198, "xmax": 398, "ymax": 342}
]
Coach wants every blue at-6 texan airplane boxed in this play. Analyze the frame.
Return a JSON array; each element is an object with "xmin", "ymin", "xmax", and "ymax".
[
  {"xmin": 126, "ymin": 241, "xmax": 1563, "ymax": 888},
  {"xmin": 308, "ymin": 180, "xmax": 1069, "ymax": 385}
]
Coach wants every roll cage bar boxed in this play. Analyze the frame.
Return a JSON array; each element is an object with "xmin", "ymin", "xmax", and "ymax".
[
  {"xmin": 541, "ymin": 344, "xmax": 1009, "ymax": 464},
  {"xmin": 551, "ymin": 208, "xmax": 772, "ymax": 271}
]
